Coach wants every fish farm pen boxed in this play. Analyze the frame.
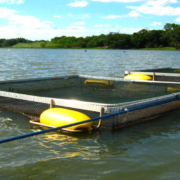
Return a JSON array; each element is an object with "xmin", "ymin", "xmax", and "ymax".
[{"xmin": 0, "ymin": 74, "xmax": 180, "ymax": 131}]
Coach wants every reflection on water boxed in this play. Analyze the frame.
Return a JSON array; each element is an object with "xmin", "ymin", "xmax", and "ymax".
[
  {"xmin": 0, "ymin": 110, "xmax": 180, "ymax": 179},
  {"xmin": 1, "ymin": 108, "xmax": 180, "ymax": 179},
  {"xmin": 0, "ymin": 49, "xmax": 180, "ymax": 179}
]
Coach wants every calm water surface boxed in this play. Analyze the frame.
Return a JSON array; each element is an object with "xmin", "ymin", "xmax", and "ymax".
[{"xmin": 0, "ymin": 49, "xmax": 180, "ymax": 180}]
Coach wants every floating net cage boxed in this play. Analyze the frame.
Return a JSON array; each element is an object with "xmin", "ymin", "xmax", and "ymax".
[
  {"xmin": 125, "ymin": 67, "xmax": 180, "ymax": 82},
  {"xmin": 1, "ymin": 75, "xmax": 180, "ymax": 129}
]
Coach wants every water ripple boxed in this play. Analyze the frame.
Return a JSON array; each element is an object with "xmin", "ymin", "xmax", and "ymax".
[{"xmin": 0, "ymin": 49, "xmax": 180, "ymax": 179}]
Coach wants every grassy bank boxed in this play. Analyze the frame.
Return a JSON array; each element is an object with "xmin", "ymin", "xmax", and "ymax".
[
  {"xmin": 12, "ymin": 42, "xmax": 108, "ymax": 49},
  {"xmin": 13, "ymin": 42, "xmax": 80, "ymax": 48},
  {"xmin": 13, "ymin": 42, "xmax": 44, "ymax": 48},
  {"xmin": 12, "ymin": 42, "xmax": 177, "ymax": 50},
  {"xmin": 141, "ymin": 47, "xmax": 176, "ymax": 50}
]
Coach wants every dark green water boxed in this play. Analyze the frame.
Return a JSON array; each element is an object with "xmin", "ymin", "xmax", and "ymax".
[{"xmin": 0, "ymin": 49, "xmax": 180, "ymax": 179}]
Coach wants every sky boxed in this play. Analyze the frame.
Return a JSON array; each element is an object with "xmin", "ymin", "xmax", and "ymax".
[{"xmin": 0, "ymin": 0, "xmax": 180, "ymax": 40}]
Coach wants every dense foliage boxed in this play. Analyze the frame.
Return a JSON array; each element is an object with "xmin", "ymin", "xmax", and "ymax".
[
  {"xmin": 0, "ymin": 38, "xmax": 33, "ymax": 47},
  {"xmin": 1, "ymin": 23, "xmax": 180, "ymax": 49}
]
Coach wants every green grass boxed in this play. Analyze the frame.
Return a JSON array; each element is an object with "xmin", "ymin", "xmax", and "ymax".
[
  {"xmin": 12, "ymin": 43, "xmax": 178, "ymax": 50},
  {"xmin": 13, "ymin": 42, "xmax": 66, "ymax": 48},
  {"xmin": 13, "ymin": 42, "xmax": 43, "ymax": 48},
  {"xmin": 141, "ymin": 47, "xmax": 176, "ymax": 50}
]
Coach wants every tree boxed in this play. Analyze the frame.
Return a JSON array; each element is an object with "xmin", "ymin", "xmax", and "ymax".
[
  {"xmin": 131, "ymin": 29, "xmax": 149, "ymax": 48},
  {"xmin": 3, "ymin": 39, "xmax": 17, "ymax": 47},
  {"xmin": 163, "ymin": 23, "xmax": 180, "ymax": 48},
  {"xmin": 0, "ymin": 39, "xmax": 6, "ymax": 47},
  {"xmin": 164, "ymin": 23, "xmax": 180, "ymax": 30}
]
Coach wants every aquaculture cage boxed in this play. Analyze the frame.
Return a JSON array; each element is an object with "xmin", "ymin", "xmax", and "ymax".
[
  {"xmin": 1, "ymin": 74, "xmax": 180, "ymax": 129},
  {"xmin": 125, "ymin": 67, "xmax": 180, "ymax": 82}
]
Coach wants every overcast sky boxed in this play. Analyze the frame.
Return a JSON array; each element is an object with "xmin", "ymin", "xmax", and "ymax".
[{"xmin": 0, "ymin": 0, "xmax": 180, "ymax": 40}]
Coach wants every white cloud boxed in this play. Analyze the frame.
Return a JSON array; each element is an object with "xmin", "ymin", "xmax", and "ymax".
[
  {"xmin": 67, "ymin": 1, "xmax": 88, "ymax": 7},
  {"xmin": 68, "ymin": 13, "xmax": 90, "ymax": 19},
  {"xmin": 175, "ymin": 16, "xmax": 180, "ymax": 22},
  {"xmin": 127, "ymin": 4, "xmax": 180, "ymax": 16},
  {"xmin": 0, "ymin": 0, "xmax": 24, "ymax": 4},
  {"xmin": 0, "ymin": 25, "xmax": 19, "ymax": 38},
  {"xmin": 54, "ymin": 15, "xmax": 62, "ymax": 18},
  {"xmin": 0, "ymin": 7, "xmax": 92, "ymax": 40},
  {"xmin": 66, "ymin": 21, "xmax": 87, "ymax": 31},
  {"xmin": 0, "ymin": 7, "xmax": 18, "ymax": 18},
  {"xmin": 16, "ymin": 0, "xmax": 23, "ymax": 3},
  {"xmin": 102, "ymin": 14, "xmax": 125, "ymax": 19},
  {"xmin": 91, "ymin": 0, "xmax": 144, "ymax": 2},
  {"xmin": 44, "ymin": 21, "xmax": 53, "ymax": 24},
  {"xmin": 104, "ymin": 26, "xmax": 141, "ymax": 34},
  {"xmin": 67, "ymin": 25, "xmax": 86, "ymax": 30},
  {"xmin": 146, "ymin": 0, "xmax": 178, "ymax": 6},
  {"xmin": 0, "ymin": 23, "xmax": 142, "ymax": 40},
  {"xmin": 93, "ymin": 0, "xmax": 180, "ymax": 19},
  {"xmin": 94, "ymin": 24, "xmax": 111, "ymax": 27},
  {"xmin": 150, "ymin": 21, "xmax": 162, "ymax": 26},
  {"xmin": 126, "ymin": 0, "xmax": 180, "ymax": 17},
  {"xmin": 128, "ymin": 10, "xmax": 140, "ymax": 17},
  {"xmin": 0, "ymin": 8, "xmax": 84, "ymax": 39},
  {"xmin": 0, "ymin": 7, "xmax": 54, "ymax": 40},
  {"xmin": 102, "ymin": 11, "xmax": 140, "ymax": 19},
  {"xmin": 72, "ymin": 21, "xmax": 86, "ymax": 25},
  {"xmin": 0, "ymin": 24, "xmax": 60, "ymax": 40},
  {"xmin": 91, "ymin": 0, "xmax": 178, "ymax": 3},
  {"xmin": 119, "ymin": 27, "xmax": 142, "ymax": 34},
  {"xmin": 77, "ymin": 13, "xmax": 90, "ymax": 19},
  {"xmin": 8, "ymin": 15, "xmax": 51, "ymax": 28},
  {"xmin": 0, "ymin": 7, "xmax": 51, "ymax": 29}
]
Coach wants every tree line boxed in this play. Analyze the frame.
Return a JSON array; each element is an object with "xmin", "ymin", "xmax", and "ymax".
[
  {"xmin": 0, "ymin": 38, "xmax": 42, "ymax": 47},
  {"xmin": 1, "ymin": 23, "xmax": 180, "ymax": 49}
]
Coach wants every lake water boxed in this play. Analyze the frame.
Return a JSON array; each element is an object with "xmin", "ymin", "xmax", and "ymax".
[{"xmin": 0, "ymin": 49, "xmax": 180, "ymax": 180}]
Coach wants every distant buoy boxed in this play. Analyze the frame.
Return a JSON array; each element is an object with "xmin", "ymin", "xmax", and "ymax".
[
  {"xmin": 40, "ymin": 108, "xmax": 93, "ymax": 132},
  {"xmin": 124, "ymin": 74, "xmax": 152, "ymax": 81}
]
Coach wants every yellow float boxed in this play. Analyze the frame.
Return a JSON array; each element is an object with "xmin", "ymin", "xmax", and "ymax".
[
  {"xmin": 40, "ymin": 108, "xmax": 93, "ymax": 132},
  {"xmin": 124, "ymin": 74, "xmax": 152, "ymax": 81},
  {"xmin": 167, "ymin": 86, "xmax": 180, "ymax": 92},
  {"xmin": 174, "ymin": 69, "xmax": 180, "ymax": 73},
  {"xmin": 84, "ymin": 79, "xmax": 114, "ymax": 88}
]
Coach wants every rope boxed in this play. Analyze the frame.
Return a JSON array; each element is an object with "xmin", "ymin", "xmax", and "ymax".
[
  {"xmin": 0, "ymin": 111, "xmax": 122, "ymax": 144},
  {"xmin": 0, "ymin": 95, "xmax": 180, "ymax": 144}
]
